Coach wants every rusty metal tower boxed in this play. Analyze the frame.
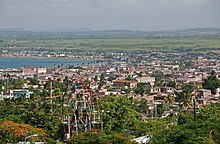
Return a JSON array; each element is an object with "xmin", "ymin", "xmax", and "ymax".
[{"xmin": 62, "ymin": 78, "xmax": 100, "ymax": 140}]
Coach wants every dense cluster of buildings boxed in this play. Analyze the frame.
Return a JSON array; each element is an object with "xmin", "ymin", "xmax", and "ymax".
[
  {"xmin": 0, "ymin": 51, "xmax": 220, "ymax": 118},
  {"xmin": 0, "ymin": 49, "xmax": 103, "ymax": 60}
]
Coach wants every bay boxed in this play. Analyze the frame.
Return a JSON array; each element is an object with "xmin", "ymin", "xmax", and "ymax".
[{"xmin": 0, "ymin": 57, "xmax": 101, "ymax": 68}]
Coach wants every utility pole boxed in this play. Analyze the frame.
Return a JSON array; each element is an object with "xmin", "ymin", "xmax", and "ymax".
[
  {"xmin": 4, "ymin": 73, "xmax": 9, "ymax": 93},
  {"xmin": 155, "ymin": 104, "xmax": 157, "ymax": 118},
  {"xmin": 193, "ymin": 96, "xmax": 196, "ymax": 121},
  {"xmin": 49, "ymin": 79, "xmax": 53, "ymax": 110},
  {"xmin": 62, "ymin": 81, "xmax": 69, "ymax": 122}
]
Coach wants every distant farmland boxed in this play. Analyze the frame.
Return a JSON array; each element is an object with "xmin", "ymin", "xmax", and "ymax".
[
  {"xmin": 0, "ymin": 28, "xmax": 220, "ymax": 53},
  {"xmin": 1, "ymin": 38, "xmax": 220, "ymax": 53}
]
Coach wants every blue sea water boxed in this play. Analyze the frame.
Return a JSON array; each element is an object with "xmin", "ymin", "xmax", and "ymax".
[{"xmin": 0, "ymin": 57, "xmax": 100, "ymax": 68}]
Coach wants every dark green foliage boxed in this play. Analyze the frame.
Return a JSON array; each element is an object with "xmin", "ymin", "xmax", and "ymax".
[
  {"xmin": 163, "ymin": 93, "xmax": 175, "ymax": 105},
  {"xmin": 156, "ymin": 104, "xmax": 165, "ymax": 117},
  {"xmin": 177, "ymin": 114, "xmax": 192, "ymax": 125},
  {"xmin": 137, "ymin": 98, "xmax": 148, "ymax": 113},
  {"xmin": 134, "ymin": 83, "xmax": 146, "ymax": 96},
  {"xmin": 176, "ymin": 84, "xmax": 194, "ymax": 109},
  {"xmin": 177, "ymin": 92, "xmax": 192, "ymax": 108},
  {"xmin": 151, "ymin": 103, "xmax": 220, "ymax": 144},
  {"xmin": 0, "ymin": 79, "xmax": 4, "ymax": 91},
  {"xmin": 182, "ymin": 83, "xmax": 194, "ymax": 94},
  {"xmin": 98, "ymin": 74, "xmax": 106, "ymax": 88},
  {"xmin": 0, "ymin": 95, "xmax": 63, "ymax": 142},
  {"xmin": 151, "ymin": 74, "xmax": 164, "ymax": 81},
  {"xmin": 100, "ymin": 96, "xmax": 139, "ymax": 132},
  {"xmin": 5, "ymin": 78, "xmax": 25, "ymax": 89},
  {"xmin": 44, "ymin": 79, "xmax": 67, "ymax": 92},
  {"xmin": 29, "ymin": 78, "xmax": 40, "ymax": 85},
  {"xmin": 203, "ymin": 70, "xmax": 220, "ymax": 94},
  {"xmin": 166, "ymin": 81, "xmax": 176, "ymax": 88}
]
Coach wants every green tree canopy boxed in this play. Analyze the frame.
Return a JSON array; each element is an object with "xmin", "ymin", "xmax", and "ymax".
[
  {"xmin": 29, "ymin": 78, "xmax": 40, "ymax": 85},
  {"xmin": 134, "ymin": 83, "xmax": 146, "ymax": 96},
  {"xmin": 137, "ymin": 98, "xmax": 148, "ymax": 113},
  {"xmin": 151, "ymin": 103, "xmax": 220, "ymax": 144},
  {"xmin": 166, "ymin": 81, "xmax": 176, "ymax": 88},
  {"xmin": 203, "ymin": 70, "xmax": 220, "ymax": 94},
  {"xmin": 0, "ymin": 95, "xmax": 63, "ymax": 143},
  {"xmin": 100, "ymin": 96, "xmax": 139, "ymax": 132}
]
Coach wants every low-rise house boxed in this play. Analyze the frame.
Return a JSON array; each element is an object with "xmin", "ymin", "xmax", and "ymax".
[
  {"xmin": 113, "ymin": 79, "xmax": 138, "ymax": 89},
  {"xmin": 22, "ymin": 66, "xmax": 36, "ymax": 75},
  {"xmin": 160, "ymin": 87, "xmax": 174, "ymax": 93},
  {"xmin": 13, "ymin": 89, "xmax": 32, "ymax": 98},
  {"xmin": 149, "ymin": 87, "xmax": 161, "ymax": 94},
  {"xmin": 141, "ymin": 95, "xmax": 154, "ymax": 103},
  {"xmin": 36, "ymin": 67, "xmax": 47, "ymax": 74},
  {"xmin": 198, "ymin": 89, "xmax": 212, "ymax": 98},
  {"xmin": 0, "ymin": 89, "xmax": 31, "ymax": 99},
  {"xmin": 136, "ymin": 75, "xmax": 155, "ymax": 84}
]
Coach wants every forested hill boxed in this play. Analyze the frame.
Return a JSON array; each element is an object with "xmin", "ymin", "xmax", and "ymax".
[{"xmin": 0, "ymin": 28, "xmax": 220, "ymax": 39}]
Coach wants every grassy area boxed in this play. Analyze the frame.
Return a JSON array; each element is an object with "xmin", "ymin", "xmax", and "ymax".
[{"xmin": 1, "ymin": 37, "xmax": 220, "ymax": 52}]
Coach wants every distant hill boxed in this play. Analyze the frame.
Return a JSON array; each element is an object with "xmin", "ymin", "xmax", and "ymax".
[
  {"xmin": 156, "ymin": 28, "xmax": 220, "ymax": 36},
  {"xmin": 0, "ymin": 28, "xmax": 26, "ymax": 32},
  {"xmin": 42, "ymin": 28, "xmax": 91, "ymax": 32},
  {"xmin": 0, "ymin": 28, "xmax": 219, "ymax": 39}
]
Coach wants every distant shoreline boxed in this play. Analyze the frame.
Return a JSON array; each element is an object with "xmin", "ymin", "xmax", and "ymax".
[
  {"xmin": 0, "ymin": 57, "xmax": 106, "ymax": 69},
  {"xmin": 0, "ymin": 55, "xmax": 105, "ymax": 61}
]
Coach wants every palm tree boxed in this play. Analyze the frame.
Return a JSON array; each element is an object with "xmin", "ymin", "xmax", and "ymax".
[
  {"xmin": 163, "ymin": 93, "xmax": 175, "ymax": 111},
  {"xmin": 163, "ymin": 93, "xmax": 175, "ymax": 105},
  {"xmin": 176, "ymin": 90, "xmax": 193, "ymax": 111},
  {"xmin": 180, "ymin": 92, "xmax": 192, "ymax": 109}
]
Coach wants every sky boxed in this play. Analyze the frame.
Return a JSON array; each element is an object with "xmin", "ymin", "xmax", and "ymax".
[{"xmin": 0, "ymin": 0, "xmax": 220, "ymax": 31}]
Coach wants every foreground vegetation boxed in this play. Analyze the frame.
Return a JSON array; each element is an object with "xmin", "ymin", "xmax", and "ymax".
[
  {"xmin": 151, "ymin": 104, "xmax": 220, "ymax": 144},
  {"xmin": 0, "ymin": 93, "xmax": 219, "ymax": 143}
]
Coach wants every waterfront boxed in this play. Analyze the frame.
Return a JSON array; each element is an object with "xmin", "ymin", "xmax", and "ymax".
[{"xmin": 0, "ymin": 57, "xmax": 101, "ymax": 68}]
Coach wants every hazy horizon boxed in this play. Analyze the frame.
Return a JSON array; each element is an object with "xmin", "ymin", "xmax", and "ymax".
[
  {"xmin": 0, "ymin": 0, "xmax": 220, "ymax": 31},
  {"xmin": 1, "ymin": 27, "xmax": 220, "ymax": 32}
]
